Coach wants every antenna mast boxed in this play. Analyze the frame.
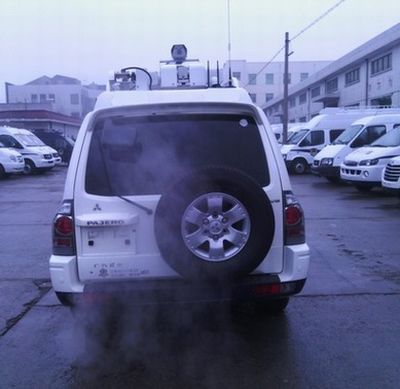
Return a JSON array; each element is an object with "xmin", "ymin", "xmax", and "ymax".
[{"xmin": 227, "ymin": 0, "xmax": 232, "ymax": 86}]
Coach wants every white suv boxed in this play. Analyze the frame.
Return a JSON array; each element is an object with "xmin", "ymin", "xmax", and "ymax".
[{"xmin": 49, "ymin": 47, "xmax": 310, "ymax": 313}]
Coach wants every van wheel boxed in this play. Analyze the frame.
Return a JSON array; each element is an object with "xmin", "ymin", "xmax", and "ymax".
[
  {"xmin": 290, "ymin": 159, "xmax": 308, "ymax": 175},
  {"xmin": 0, "ymin": 164, "xmax": 6, "ymax": 179},
  {"xmin": 155, "ymin": 167, "xmax": 275, "ymax": 282},
  {"xmin": 23, "ymin": 160, "xmax": 36, "ymax": 175}
]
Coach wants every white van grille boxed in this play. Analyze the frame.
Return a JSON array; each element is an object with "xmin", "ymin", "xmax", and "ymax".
[{"xmin": 384, "ymin": 163, "xmax": 400, "ymax": 182}]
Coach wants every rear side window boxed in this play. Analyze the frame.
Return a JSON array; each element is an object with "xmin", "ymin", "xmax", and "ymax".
[
  {"xmin": 351, "ymin": 125, "xmax": 386, "ymax": 147},
  {"xmin": 0, "ymin": 135, "xmax": 17, "ymax": 147},
  {"xmin": 85, "ymin": 113, "xmax": 270, "ymax": 196},
  {"xmin": 329, "ymin": 129, "xmax": 344, "ymax": 143},
  {"xmin": 300, "ymin": 130, "xmax": 324, "ymax": 146}
]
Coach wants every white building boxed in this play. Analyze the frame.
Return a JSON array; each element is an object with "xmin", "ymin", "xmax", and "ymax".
[
  {"xmin": 263, "ymin": 23, "xmax": 400, "ymax": 124},
  {"xmin": 5, "ymin": 75, "xmax": 105, "ymax": 119},
  {"xmin": 222, "ymin": 60, "xmax": 331, "ymax": 107}
]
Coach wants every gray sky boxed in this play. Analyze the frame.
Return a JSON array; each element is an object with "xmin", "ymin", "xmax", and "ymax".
[{"xmin": 0, "ymin": 0, "xmax": 399, "ymax": 101}]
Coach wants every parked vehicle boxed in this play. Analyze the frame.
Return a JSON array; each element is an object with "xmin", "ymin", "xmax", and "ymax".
[
  {"xmin": 0, "ymin": 126, "xmax": 59, "ymax": 174},
  {"xmin": 313, "ymin": 111, "xmax": 400, "ymax": 182},
  {"xmin": 280, "ymin": 114, "xmax": 347, "ymax": 174},
  {"xmin": 0, "ymin": 141, "xmax": 25, "ymax": 178},
  {"xmin": 382, "ymin": 156, "xmax": 400, "ymax": 197},
  {"xmin": 340, "ymin": 124, "xmax": 400, "ymax": 191},
  {"xmin": 49, "ymin": 46, "xmax": 310, "ymax": 313},
  {"xmin": 32, "ymin": 130, "xmax": 74, "ymax": 164},
  {"xmin": 271, "ymin": 122, "xmax": 302, "ymax": 143}
]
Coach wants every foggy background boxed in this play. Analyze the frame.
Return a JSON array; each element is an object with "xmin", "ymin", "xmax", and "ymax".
[{"xmin": 0, "ymin": 0, "xmax": 399, "ymax": 101}]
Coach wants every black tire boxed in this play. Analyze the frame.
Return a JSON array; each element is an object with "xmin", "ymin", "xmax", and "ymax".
[
  {"xmin": 0, "ymin": 164, "xmax": 6, "ymax": 179},
  {"xmin": 154, "ymin": 167, "xmax": 275, "ymax": 283},
  {"xmin": 55, "ymin": 291, "xmax": 75, "ymax": 307},
  {"xmin": 23, "ymin": 159, "xmax": 36, "ymax": 175},
  {"xmin": 355, "ymin": 184, "xmax": 373, "ymax": 192},
  {"xmin": 290, "ymin": 159, "xmax": 308, "ymax": 175}
]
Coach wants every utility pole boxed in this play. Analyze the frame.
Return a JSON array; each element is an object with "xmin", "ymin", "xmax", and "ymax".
[{"xmin": 282, "ymin": 32, "xmax": 290, "ymax": 144}]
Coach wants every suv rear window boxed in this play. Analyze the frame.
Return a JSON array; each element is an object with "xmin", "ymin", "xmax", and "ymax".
[{"xmin": 86, "ymin": 113, "xmax": 270, "ymax": 195}]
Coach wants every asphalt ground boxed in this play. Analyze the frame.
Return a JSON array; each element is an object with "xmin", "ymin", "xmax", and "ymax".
[{"xmin": 0, "ymin": 167, "xmax": 399, "ymax": 388}]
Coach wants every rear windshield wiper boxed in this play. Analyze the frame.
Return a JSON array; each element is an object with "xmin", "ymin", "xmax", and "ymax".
[{"xmin": 99, "ymin": 143, "xmax": 153, "ymax": 215}]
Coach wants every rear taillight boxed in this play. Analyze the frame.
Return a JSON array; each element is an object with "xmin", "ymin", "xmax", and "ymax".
[
  {"xmin": 283, "ymin": 192, "xmax": 305, "ymax": 245},
  {"xmin": 52, "ymin": 200, "xmax": 76, "ymax": 255}
]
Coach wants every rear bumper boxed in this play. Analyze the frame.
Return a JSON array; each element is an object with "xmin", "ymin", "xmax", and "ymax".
[
  {"xmin": 50, "ymin": 243, "xmax": 310, "ymax": 306},
  {"xmin": 57, "ymin": 277, "xmax": 306, "ymax": 307}
]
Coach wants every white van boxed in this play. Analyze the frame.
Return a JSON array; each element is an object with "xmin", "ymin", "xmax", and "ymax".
[
  {"xmin": 280, "ymin": 113, "xmax": 356, "ymax": 174},
  {"xmin": 282, "ymin": 109, "xmax": 400, "ymax": 175},
  {"xmin": 0, "ymin": 126, "xmax": 60, "ymax": 174},
  {"xmin": 340, "ymin": 123, "xmax": 400, "ymax": 191},
  {"xmin": 382, "ymin": 156, "xmax": 400, "ymax": 196},
  {"xmin": 0, "ymin": 141, "xmax": 25, "ymax": 177},
  {"xmin": 271, "ymin": 122, "xmax": 302, "ymax": 143},
  {"xmin": 313, "ymin": 112, "xmax": 400, "ymax": 182}
]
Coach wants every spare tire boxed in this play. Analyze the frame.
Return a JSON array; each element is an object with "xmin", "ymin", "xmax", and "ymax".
[{"xmin": 154, "ymin": 167, "xmax": 275, "ymax": 282}]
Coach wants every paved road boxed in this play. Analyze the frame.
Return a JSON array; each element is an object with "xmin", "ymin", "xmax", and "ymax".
[{"xmin": 0, "ymin": 168, "xmax": 399, "ymax": 388}]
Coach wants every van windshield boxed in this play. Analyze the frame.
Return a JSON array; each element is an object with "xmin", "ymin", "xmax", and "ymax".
[
  {"xmin": 371, "ymin": 127, "xmax": 400, "ymax": 147},
  {"xmin": 15, "ymin": 134, "xmax": 45, "ymax": 147},
  {"xmin": 86, "ymin": 113, "xmax": 270, "ymax": 196},
  {"xmin": 332, "ymin": 124, "xmax": 363, "ymax": 145},
  {"xmin": 286, "ymin": 129, "xmax": 308, "ymax": 144}
]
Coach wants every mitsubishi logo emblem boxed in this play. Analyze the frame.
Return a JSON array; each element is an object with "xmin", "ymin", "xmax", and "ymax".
[{"xmin": 93, "ymin": 204, "xmax": 102, "ymax": 211}]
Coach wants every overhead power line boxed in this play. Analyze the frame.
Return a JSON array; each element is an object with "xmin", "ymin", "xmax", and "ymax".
[
  {"xmin": 291, "ymin": 0, "xmax": 347, "ymax": 42},
  {"xmin": 243, "ymin": 0, "xmax": 347, "ymax": 87}
]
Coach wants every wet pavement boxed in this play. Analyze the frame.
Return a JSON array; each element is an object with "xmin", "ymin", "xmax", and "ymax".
[{"xmin": 0, "ymin": 168, "xmax": 399, "ymax": 388}]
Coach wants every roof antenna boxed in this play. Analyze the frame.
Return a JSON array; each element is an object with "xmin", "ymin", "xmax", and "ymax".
[{"xmin": 227, "ymin": 0, "xmax": 232, "ymax": 87}]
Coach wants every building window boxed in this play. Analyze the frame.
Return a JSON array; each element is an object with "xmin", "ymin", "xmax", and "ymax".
[
  {"xmin": 248, "ymin": 74, "xmax": 257, "ymax": 85},
  {"xmin": 299, "ymin": 93, "xmax": 307, "ymax": 105},
  {"xmin": 249, "ymin": 93, "xmax": 257, "ymax": 103},
  {"xmin": 371, "ymin": 53, "xmax": 392, "ymax": 76},
  {"xmin": 311, "ymin": 86, "xmax": 320, "ymax": 98},
  {"xmin": 31, "ymin": 94, "xmax": 38, "ymax": 103},
  {"xmin": 48, "ymin": 93, "xmax": 56, "ymax": 102},
  {"xmin": 300, "ymin": 73, "xmax": 309, "ymax": 81},
  {"xmin": 40, "ymin": 94, "xmax": 46, "ymax": 102},
  {"xmin": 326, "ymin": 78, "xmax": 338, "ymax": 93},
  {"xmin": 370, "ymin": 95, "xmax": 392, "ymax": 106},
  {"xmin": 289, "ymin": 97, "xmax": 296, "ymax": 108},
  {"xmin": 299, "ymin": 116, "xmax": 307, "ymax": 123},
  {"xmin": 70, "ymin": 93, "xmax": 80, "ymax": 105},
  {"xmin": 345, "ymin": 68, "xmax": 360, "ymax": 86},
  {"xmin": 283, "ymin": 73, "xmax": 291, "ymax": 84},
  {"xmin": 265, "ymin": 73, "xmax": 274, "ymax": 85},
  {"xmin": 265, "ymin": 93, "xmax": 274, "ymax": 102},
  {"xmin": 232, "ymin": 71, "xmax": 241, "ymax": 81}
]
